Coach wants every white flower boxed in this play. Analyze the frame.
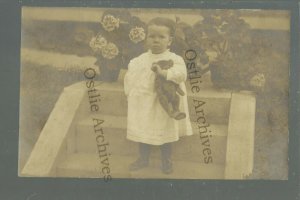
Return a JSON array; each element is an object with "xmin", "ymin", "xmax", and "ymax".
[
  {"xmin": 101, "ymin": 15, "xmax": 120, "ymax": 32},
  {"xmin": 89, "ymin": 35, "xmax": 107, "ymax": 52},
  {"xmin": 101, "ymin": 42, "xmax": 119, "ymax": 59},
  {"xmin": 129, "ymin": 27, "xmax": 146, "ymax": 44},
  {"xmin": 250, "ymin": 73, "xmax": 266, "ymax": 88}
]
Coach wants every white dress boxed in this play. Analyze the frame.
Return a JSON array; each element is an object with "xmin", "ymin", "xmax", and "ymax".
[{"xmin": 124, "ymin": 49, "xmax": 193, "ymax": 145}]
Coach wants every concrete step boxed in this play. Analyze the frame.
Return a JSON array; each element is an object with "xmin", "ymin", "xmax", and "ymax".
[
  {"xmin": 92, "ymin": 82, "xmax": 231, "ymax": 124},
  {"xmin": 74, "ymin": 114, "xmax": 228, "ymax": 164},
  {"xmin": 56, "ymin": 153, "xmax": 225, "ymax": 179}
]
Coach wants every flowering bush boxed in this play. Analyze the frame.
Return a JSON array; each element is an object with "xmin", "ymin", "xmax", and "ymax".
[
  {"xmin": 89, "ymin": 9, "xmax": 279, "ymax": 90},
  {"xmin": 90, "ymin": 10, "xmax": 146, "ymax": 81},
  {"xmin": 129, "ymin": 27, "xmax": 146, "ymax": 44},
  {"xmin": 89, "ymin": 34, "xmax": 108, "ymax": 53},
  {"xmin": 101, "ymin": 42, "xmax": 119, "ymax": 59},
  {"xmin": 100, "ymin": 14, "xmax": 120, "ymax": 32},
  {"xmin": 250, "ymin": 73, "xmax": 266, "ymax": 90}
]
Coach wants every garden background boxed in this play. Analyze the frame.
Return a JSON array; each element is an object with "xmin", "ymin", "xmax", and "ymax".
[{"xmin": 20, "ymin": 7, "xmax": 290, "ymax": 179}]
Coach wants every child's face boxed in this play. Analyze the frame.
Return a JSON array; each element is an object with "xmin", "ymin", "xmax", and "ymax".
[{"xmin": 146, "ymin": 24, "xmax": 172, "ymax": 54}]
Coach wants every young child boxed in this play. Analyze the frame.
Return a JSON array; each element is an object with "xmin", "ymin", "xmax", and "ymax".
[{"xmin": 124, "ymin": 17, "xmax": 193, "ymax": 174}]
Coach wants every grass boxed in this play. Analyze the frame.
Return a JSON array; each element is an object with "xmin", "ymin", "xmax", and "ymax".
[{"xmin": 19, "ymin": 61, "xmax": 89, "ymax": 172}]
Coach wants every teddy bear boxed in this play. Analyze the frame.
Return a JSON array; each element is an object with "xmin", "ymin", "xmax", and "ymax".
[{"xmin": 151, "ymin": 59, "xmax": 186, "ymax": 120}]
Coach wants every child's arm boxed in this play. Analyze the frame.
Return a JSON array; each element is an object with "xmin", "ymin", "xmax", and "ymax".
[{"xmin": 124, "ymin": 59, "xmax": 137, "ymax": 96}]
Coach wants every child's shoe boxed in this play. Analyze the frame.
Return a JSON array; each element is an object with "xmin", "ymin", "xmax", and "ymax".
[
  {"xmin": 161, "ymin": 159, "xmax": 173, "ymax": 174},
  {"xmin": 129, "ymin": 158, "xmax": 149, "ymax": 171}
]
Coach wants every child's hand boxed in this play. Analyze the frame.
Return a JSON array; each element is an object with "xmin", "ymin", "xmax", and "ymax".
[
  {"xmin": 151, "ymin": 63, "xmax": 159, "ymax": 72},
  {"xmin": 152, "ymin": 63, "xmax": 167, "ymax": 79},
  {"xmin": 152, "ymin": 63, "xmax": 163, "ymax": 74}
]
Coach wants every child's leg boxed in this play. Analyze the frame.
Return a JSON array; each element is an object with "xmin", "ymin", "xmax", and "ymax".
[
  {"xmin": 160, "ymin": 142, "xmax": 173, "ymax": 174},
  {"xmin": 138, "ymin": 143, "xmax": 151, "ymax": 161},
  {"xmin": 161, "ymin": 142, "xmax": 172, "ymax": 160},
  {"xmin": 129, "ymin": 143, "xmax": 151, "ymax": 171}
]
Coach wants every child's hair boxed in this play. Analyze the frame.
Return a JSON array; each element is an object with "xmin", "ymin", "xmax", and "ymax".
[{"xmin": 147, "ymin": 17, "xmax": 176, "ymax": 37}]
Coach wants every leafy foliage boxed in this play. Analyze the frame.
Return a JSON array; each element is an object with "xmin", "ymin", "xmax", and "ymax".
[{"xmin": 191, "ymin": 10, "xmax": 269, "ymax": 91}]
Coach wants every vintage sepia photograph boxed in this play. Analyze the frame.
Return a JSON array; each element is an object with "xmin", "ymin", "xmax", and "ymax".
[{"xmin": 19, "ymin": 7, "xmax": 290, "ymax": 180}]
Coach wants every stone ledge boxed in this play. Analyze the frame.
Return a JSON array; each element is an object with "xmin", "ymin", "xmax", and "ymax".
[
  {"xmin": 78, "ymin": 114, "xmax": 228, "ymax": 137},
  {"xmin": 225, "ymin": 92, "xmax": 256, "ymax": 179},
  {"xmin": 94, "ymin": 81, "xmax": 232, "ymax": 99},
  {"xmin": 20, "ymin": 86, "xmax": 86, "ymax": 177},
  {"xmin": 56, "ymin": 153, "xmax": 225, "ymax": 179}
]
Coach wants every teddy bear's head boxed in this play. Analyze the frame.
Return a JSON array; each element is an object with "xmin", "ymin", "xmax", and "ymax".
[
  {"xmin": 156, "ymin": 59, "xmax": 174, "ymax": 70},
  {"xmin": 151, "ymin": 59, "xmax": 174, "ymax": 72}
]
